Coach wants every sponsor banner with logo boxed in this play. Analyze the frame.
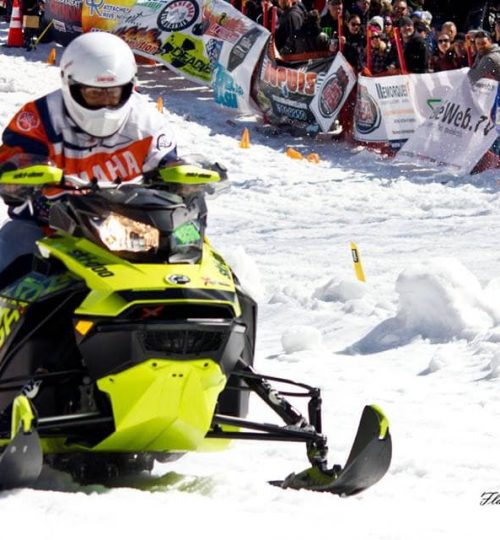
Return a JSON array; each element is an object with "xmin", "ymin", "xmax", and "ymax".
[
  {"xmin": 394, "ymin": 77, "xmax": 498, "ymax": 174},
  {"xmin": 354, "ymin": 69, "xmax": 466, "ymax": 143},
  {"xmin": 44, "ymin": 0, "xmax": 83, "ymax": 44},
  {"xmin": 113, "ymin": 0, "xmax": 212, "ymax": 84},
  {"xmin": 82, "ymin": 0, "xmax": 137, "ymax": 32},
  {"xmin": 309, "ymin": 53, "xmax": 356, "ymax": 133},
  {"xmin": 202, "ymin": 0, "xmax": 270, "ymax": 112},
  {"xmin": 253, "ymin": 52, "xmax": 333, "ymax": 133}
]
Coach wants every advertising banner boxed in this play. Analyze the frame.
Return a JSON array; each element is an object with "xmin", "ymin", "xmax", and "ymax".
[
  {"xmin": 114, "ymin": 0, "xmax": 212, "ymax": 84},
  {"xmin": 82, "ymin": 0, "xmax": 136, "ymax": 33},
  {"xmin": 309, "ymin": 52, "xmax": 356, "ymax": 133},
  {"xmin": 354, "ymin": 69, "xmax": 467, "ymax": 144},
  {"xmin": 394, "ymin": 77, "xmax": 498, "ymax": 175},
  {"xmin": 44, "ymin": 0, "xmax": 83, "ymax": 44},
  {"xmin": 202, "ymin": 0, "xmax": 270, "ymax": 112},
  {"xmin": 253, "ymin": 52, "xmax": 333, "ymax": 133}
]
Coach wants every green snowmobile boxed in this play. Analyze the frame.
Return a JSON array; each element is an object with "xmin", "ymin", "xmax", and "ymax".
[{"xmin": 0, "ymin": 155, "xmax": 391, "ymax": 495}]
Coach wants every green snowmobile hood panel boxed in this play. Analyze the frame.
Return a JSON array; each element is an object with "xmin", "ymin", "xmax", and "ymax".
[
  {"xmin": 37, "ymin": 236, "xmax": 240, "ymax": 317},
  {"xmin": 0, "ymin": 357, "xmax": 231, "ymax": 455},
  {"xmin": 91, "ymin": 358, "xmax": 226, "ymax": 452}
]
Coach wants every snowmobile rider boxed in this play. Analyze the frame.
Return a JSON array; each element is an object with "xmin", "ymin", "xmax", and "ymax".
[{"xmin": 0, "ymin": 32, "xmax": 178, "ymax": 273}]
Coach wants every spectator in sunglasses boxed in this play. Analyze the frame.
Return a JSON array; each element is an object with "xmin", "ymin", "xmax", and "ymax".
[
  {"xmin": 367, "ymin": 29, "xmax": 391, "ymax": 73},
  {"xmin": 342, "ymin": 14, "xmax": 365, "ymax": 69},
  {"xmin": 429, "ymin": 32, "xmax": 458, "ymax": 72},
  {"xmin": 387, "ymin": 16, "xmax": 428, "ymax": 73}
]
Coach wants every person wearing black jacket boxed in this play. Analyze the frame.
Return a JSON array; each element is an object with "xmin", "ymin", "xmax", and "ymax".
[
  {"xmin": 274, "ymin": 0, "xmax": 307, "ymax": 55},
  {"xmin": 320, "ymin": 0, "xmax": 343, "ymax": 36},
  {"xmin": 388, "ymin": 16, "xmax": 428, "ymax": 73}
]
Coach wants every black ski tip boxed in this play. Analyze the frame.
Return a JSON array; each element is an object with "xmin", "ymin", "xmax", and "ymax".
[
  {"xmin": 272, "ymin": 405, "xmax": 392, "ymax": 497},
  {"xmin": 0, "ymin": 429, "xmax": 43, "ymax": 490}
]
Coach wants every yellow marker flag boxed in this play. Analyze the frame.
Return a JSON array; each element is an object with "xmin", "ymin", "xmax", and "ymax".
[{"xmin": 350, "ymin": 241, "xmax": 366, "ymax": 282}]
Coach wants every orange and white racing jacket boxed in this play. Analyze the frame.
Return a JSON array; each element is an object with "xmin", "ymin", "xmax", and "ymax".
[{"xmin": 0, "ymin": 90, "xmax": 177, "ymax": 220}]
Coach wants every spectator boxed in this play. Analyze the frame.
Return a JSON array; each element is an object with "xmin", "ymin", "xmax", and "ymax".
[
  {"xmin": 368, "ymin": 0, "xmax": 382, "ymax": 17},
  {"xmin": 320, "ymin": 0, "xmax": 343, "ymax": 37},
  {"xmin": 467, "ymin": 29, "xmax": 500, "ymax": 162},
  {"xmin": 383, "ymin": 15, "xmax": 395, "ymax": 40},
  {"xmin": 343, "ymin": 13, "xmax": 365, "ymax": 69},
  {"xmin": 367, "ymin": 29, "xmax": 391, "ymax": 73},
  {"xmin": 392, "ymin": 0, "xmax": 410, "ymax": 27},
  {"xmin": 441, "ymin": 21, "xmax": 457, "ymax": 42},
  {"xmin": 350, "ymin": 0, "xmax": 371, "ymax": 26},
  {"xmin": 246, "ymin": 0, "xmax": 279, "ymax": 30},
  {"xmin": 452, "ymin": 32, "xmax": 470, "ymax": 67},
  {"xmin": 294, "ymin": 10, "xmax": 330, "ymax": 53},
  {"xmin": 274, "ymin": 0, "xmax": 307, "ymax": 55},
  {"xmin": 466, "ymin": 29, "xmax": 478, "ymax": 62},
  {"xmin": 414, "ymin": 20, "xmax": 428, "ymax": 40},
  {"xmin": 468, "ymin": 29, "xmax": 500, "ymax": 83},
  {"xmin": 369, "ymin": 15, "xmax": 384, "ymax": 32},
  {"xmin": 380, "ymin": 0, "xmax": 392, "ymax": 17},
  {"xmin": 494, "ymin": 17, "xmax": 500, "ymax": 45},
  {"xmin": 388, "ymin": 16, "xmax": 428, "ymax": 73},
  {"xmin": 412, "ymin": 10, "xmax": 433, "ymax": 30},
  {"xmin": 429, "ymin": 32, "xmax": 457, "ymax": 71}
]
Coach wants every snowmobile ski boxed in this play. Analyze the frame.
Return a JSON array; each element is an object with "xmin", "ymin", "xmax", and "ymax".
[
  {"xmin": 272, "ymin": 405, "xmax": 391, "ymax": 496},
  {"xmin": 0, "ymin": 395, "xmax": 43, "ymax": 490}
]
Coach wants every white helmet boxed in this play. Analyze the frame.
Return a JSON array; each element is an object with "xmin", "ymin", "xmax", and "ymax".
[{"xmin": 60, "ymin": 32, "xmax": 137, "ymax": 138}]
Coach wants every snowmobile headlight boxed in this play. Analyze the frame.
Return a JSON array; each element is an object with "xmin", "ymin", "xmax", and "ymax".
[{"xmin": 92, "ymin": 213, "xmax": 160, "ymax": 253}]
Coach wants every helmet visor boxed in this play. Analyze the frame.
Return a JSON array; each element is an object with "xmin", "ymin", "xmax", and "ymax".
[{"xmin": 69, "ymin": 81, "xmax": 134, "ymax": 110}]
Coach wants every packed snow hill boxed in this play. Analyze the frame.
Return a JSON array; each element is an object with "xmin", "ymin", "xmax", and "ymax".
[{"xmin": 0, "ymin": 22, "xmax": 500, "ymax": 540}]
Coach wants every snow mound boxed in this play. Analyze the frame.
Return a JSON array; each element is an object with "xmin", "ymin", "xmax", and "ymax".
[
  {"xmin": 281, "ymin": 325, "xmax": 322, "ymax": 353},
  {"xmin": 347, "ymin": 258, "xmax": 500, "ymax": 354},
  {"xmin": 313, "ymin": 278, "xmax": 366, "ymax": 302},
  {"xmin": 396, "ymin": 257, "xmax": 500, "ymax": 340}
]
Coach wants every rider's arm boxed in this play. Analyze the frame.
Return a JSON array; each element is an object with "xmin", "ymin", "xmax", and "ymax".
[
  {"xmin": 0, "ymin": 100, "xmax": 52, "ymax": 218},
  {"xmin": 0, "ymin": 100, "xmax": 51, "ymax": 166},
  {"xmin": 139, "ymin": 104, "xmax": 178, "ymax": 173}
]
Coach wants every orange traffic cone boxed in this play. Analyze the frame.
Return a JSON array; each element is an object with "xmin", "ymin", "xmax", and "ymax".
[
  {"xmin": 306, "ymin": 153, "xmax": 320, "ymax": 164},
  {"xmin": 156, "ymin": 96, "xmax": 164, "ymax": 113},
  {"xmin": 286, "ymin": 147, "xmax": 303, "ymax": 160},
  {"xmin": 6, "ymin": 0, "xmax": 23, "ymax": 48},
  {"xmin": 47, "ymin": 48, "xmax": 57, "ymax": 65},
  {"xmin": 240, "ymin": 128, "xmax": 250, "ymax": 149}
]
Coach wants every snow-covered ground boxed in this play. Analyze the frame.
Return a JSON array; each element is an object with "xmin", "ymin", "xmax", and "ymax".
[{"xmin": 1, "ymin": 24, "xmax": 500, "ymax": 539}]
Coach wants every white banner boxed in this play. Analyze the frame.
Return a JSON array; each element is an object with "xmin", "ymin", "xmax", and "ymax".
[
  {"xmin": 309, "ymin": 53, "xmax": 356, "ymax": 133},
  {"xmin": 354, "ymin": 69, "xmax": 467, "ymax": 143},
  {"xmin": 202, "ymin": 0, "xmax": 270, "ymax": 112},
  {"xmin": 394, "ymin": 77, "xmax": 498, "ymax": 174}
]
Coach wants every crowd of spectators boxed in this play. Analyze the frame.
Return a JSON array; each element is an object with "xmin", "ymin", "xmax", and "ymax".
[{"xmin": 245, "ymin": 0, "xmax": 500, "ymax": 77}]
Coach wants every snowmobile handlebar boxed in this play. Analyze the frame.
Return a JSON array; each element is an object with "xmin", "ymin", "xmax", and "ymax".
[{"xmin": 0, "ymin": 154, "xmax": 227, "ymax": 190}]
